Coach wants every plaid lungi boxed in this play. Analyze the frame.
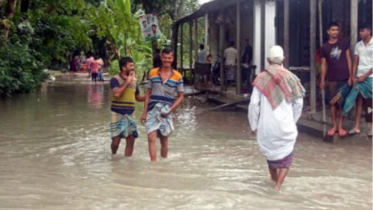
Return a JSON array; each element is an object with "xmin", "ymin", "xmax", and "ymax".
[{"xmin": 110, "ymin": 112, "xmax": 139, "ymax": 139}]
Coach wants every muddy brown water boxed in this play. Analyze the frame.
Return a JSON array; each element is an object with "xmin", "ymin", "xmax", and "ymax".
[{"xmin": 0, "ymin": 81, "xmax": 371, "ymax": 210}]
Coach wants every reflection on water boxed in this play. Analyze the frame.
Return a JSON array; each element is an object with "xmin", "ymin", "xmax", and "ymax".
[
  {"xmin": 0, "ymin": 81, "xmax": 371, "ymax": 210},
  {"xmin": 87, "ymin": 84, "xmax": 104, "ymax": 109}
]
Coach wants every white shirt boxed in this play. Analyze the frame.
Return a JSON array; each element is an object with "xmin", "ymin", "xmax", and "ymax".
[
  {"xmin": 197, "ymin": 50, "xmax": 206, "ymax": 63},
  {"xmin": 248, "ymin": 87, "xmax": 303, "ymax": 161},
  {"xmin": 355, "ymin": 37, "xmax": 373, "ymax": 77},
  {"xmin": 224, "ymin": 47, "xmax": 238, "ymax": 66}
]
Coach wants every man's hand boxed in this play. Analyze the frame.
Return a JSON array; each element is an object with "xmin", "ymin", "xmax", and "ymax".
[
  {"xmin": 127, "ymin": 71, "xmax": 135, "ymax": 84},
  {"xmin": 140, "ymin": 113, "xmax": 147, "ymax": 125},
  {"xmin": 251, "ymin": 130, "xmax": 257, "ymax": 135},
  {"xmin": 348, "ymin": 77, "xmax": 353, "ymax": 86},
  {"xmin": 320, "ymin": 81, "xmax": 325, "ymax": 90},
  {"xmin": 357, "ymin": 75, "xmax": 367, "ymax": 83},
  {"xmin": 352, "ymin": 77, "xmax": 357, "ymax": 85},
  {"xmin": 161, "ymin": 111, "xmax": 170, "ymax": 118}
]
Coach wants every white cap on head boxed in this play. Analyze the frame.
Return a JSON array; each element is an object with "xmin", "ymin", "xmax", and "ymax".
[{"xmin": 268, "ymin": 45, "xmax": 284, "ymax": 64}]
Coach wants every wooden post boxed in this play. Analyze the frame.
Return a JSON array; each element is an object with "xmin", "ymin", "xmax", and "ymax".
[
  {"xmin": 171, "ymin": 24, "xmax": 178, "ymax": 69},
  {"xmin": 236, "ymin": 1, "xmax": 242, "ymax": 94},
  {"xmin": 310, "ymin": 0, "xmax": 317, "ymax": 113},
  {"xmin": 318, "ymin": 0, "xmax": 323, "ymax": 47},
  {"xmin": 350, "ymin": 0, "xmax": 358, "ymax": 51},
  {"xmin": 180, "ymin": 23, "xmax": 184, "ymax": 74},
  {"xmin": 253, "ymin": 0, "xmax": 262, "ymax": 75},
  {"xmin": 260, "ymin": 0, "xmax": 265, "ymax": 71},
  {"xmin": 189, "ymin": 21, "xmax": 193, "ymax": 83},
  {"xmin": 205, "ymin": 14, "xmax": 209, "ymax": 51},
  {"xmin": 284, "ymin": 0, "xmax": 290, "ymax": 68},
  {"xmin": 195, "ymin": 18, "xmax": 199, "ymax": 61},
  {"xmin": 219, "ymin": 10, "xmax": 225, "ymax": 92}
]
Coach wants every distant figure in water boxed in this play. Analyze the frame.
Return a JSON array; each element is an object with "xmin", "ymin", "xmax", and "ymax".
[
  {"xmin": 248, "ymin": 46, "xmax": 305, "ymax": 191},
  {"xmin": 109, "ymin": 57, "xmax": 145, "ymax": 156}
]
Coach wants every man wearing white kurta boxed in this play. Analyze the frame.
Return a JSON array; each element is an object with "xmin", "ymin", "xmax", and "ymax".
[{"xmin": 248, "ymin": 46, "xmax": 305, "ymax": 191}]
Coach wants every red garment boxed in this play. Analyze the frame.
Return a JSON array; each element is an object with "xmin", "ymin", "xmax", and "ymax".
[{"xmin": 90, "ymin": 60, "xmax": 100, "ymax": 73}]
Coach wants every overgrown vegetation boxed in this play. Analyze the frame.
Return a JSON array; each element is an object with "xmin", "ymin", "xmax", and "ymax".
[{"xmin": 0, "ymin": 0, "xmax": 200, "ymax": 96}]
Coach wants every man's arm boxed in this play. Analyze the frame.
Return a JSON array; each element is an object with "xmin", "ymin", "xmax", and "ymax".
[
  {"xmin": 169, "ymin": 92, "xmax": 184, "ymax": 113},
  {"xmin": 292, "ymin": 97, "xmax": 304, "ymax": 123},
  {"xmin": 136, "ymin": 94, "xmax": 145, "ymax": 102},
  {"xmin": 248, "ymin": 87, "xmax": 261, "ymax": 133},
  {"xmin": 352, "ymin": 55, "xmax": 359, "ymax": 84},
  {"xmin": 140, "ymin": 88, "xmax": 152, "ymax": 123},
  {"xmin": 346, "ymin": 49, "xmax": 353, "ymax": 85},
  {"xmin": 320, "ymin": 58, "xmax": 327, "ymax": 90}
]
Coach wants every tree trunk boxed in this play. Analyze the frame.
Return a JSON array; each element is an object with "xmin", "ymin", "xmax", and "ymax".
[
  {"xmin": 5, "ymin": 0, "xmax": 18, "ymax": 18},
  {"xmin": 176, "ymin": 0, "xmax": 185, "ymax": 20},
  {"xmin": 3, "ymin": 0, "xmax": 18, "ymax": 40}
]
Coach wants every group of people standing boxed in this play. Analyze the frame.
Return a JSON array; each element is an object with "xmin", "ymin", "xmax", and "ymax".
[
  {"xmin": 320, "ymin": 22, "xmax": 372, "ymax": 137},
  {"xmin": 86, "ymin": 55, "xmax": 104, "ymax": 82},
  {"xmin": 106, "ymin": 22, "xmax": 372, "ymax": 191},
  {"xmin": 69, "ymin": 54, "xmax": 104, "ymax": 82},
  {"xmin": 196, "ymin": 39, "xmax": 253, "ymax": 87}
]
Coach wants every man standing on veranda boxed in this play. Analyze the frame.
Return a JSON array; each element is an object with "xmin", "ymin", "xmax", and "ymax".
[
  {"xmin": 320, "ymin": 22, "xmax": 353, "ymax": 137},
  {"xmin": 141, "ymin": 48, "xmax": 184, "ymax": 162},
  {"xmin": 248, "ymin": 46, "xmax": 305, "ymax": 191}
]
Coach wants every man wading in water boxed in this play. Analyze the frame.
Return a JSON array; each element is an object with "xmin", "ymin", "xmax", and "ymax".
[
  {"xmin": 141, "ymin": 48, "xmax": 184, "ymax": 162},
  {"xmin": 110, "ymin": 57, "xmax": 145, "ymax": 156},
  {"xmin": 248, "ymin": 46, "xmax": 305, "ymax": 190}
]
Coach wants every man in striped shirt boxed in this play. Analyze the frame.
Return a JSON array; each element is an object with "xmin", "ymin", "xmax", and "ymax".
[{"xmin": 141, "ymin": 48, "xmax": 184, "ymax": 162}]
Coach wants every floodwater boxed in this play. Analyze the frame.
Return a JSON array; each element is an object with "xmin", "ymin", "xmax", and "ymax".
[{"xmin": 0, "ymin": 80, "xmax": 371, "ymax": 210}]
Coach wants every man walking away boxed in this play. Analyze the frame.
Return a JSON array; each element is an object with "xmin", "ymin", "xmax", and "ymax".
[
  {"xmin": 141, "ymin": 48, "xmax": 184, "ymax": 162},
  {"xmin": 320, "ymin": 22, "xmax": 352, "ymax": 137},
  {"xmin": 248, "ymin": 46, "xmax": 305, "ymax": 191},
  {"xmin": 110, "ymin": 57, "xmax": 145, "ymax": 156}
]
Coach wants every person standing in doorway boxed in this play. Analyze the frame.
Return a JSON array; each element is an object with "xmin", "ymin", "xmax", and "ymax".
[
  {"xmin": 248, "ymin": 46, "xmax": 305, "ymax": 191},
  {"xmin": 242, "ymin": 38, "xmax": 253, "ymax": 87},
  {"xmin": 110, "ymin": 57, "xmax": 145, "ymax": 156},
  {"xmin": 242, "ymin": 38, "xmax": 253, "ymax": 66},
  {"xmin": 224, "ymin": 41, "xmax": 238, "ymax": 85},
  {"xmin": 140, "ymin": 48, "xmax": 184, "ymax": 162},
  {"xmin": 320, "ymin": 22, "xmax": 352, "ymax": 137},
  {"xmin": 197, "ymin": 44, "xmax": 206, "ymax": 63}
]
